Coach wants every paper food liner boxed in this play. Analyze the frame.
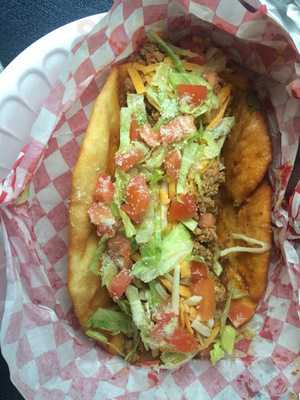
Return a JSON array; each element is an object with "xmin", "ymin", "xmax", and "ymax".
[{"xmin": 1, "ymin": 1, "xmax": 300, "ymax": 398}]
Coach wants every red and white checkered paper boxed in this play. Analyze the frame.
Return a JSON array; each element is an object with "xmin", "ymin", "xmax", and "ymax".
[{"xmin": 1, "ymin": 1, "xmax": 300, "ymax": 399}]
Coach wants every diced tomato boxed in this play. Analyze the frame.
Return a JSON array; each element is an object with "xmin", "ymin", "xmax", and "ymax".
[
  {"xmin": 152, "ymin": 312, "xmax": 177, "ymax": 339},
  {"xmin": 152, "ymin": 312, "xmax": 198, "ymax": 353},
  {"xmin": 108, "ymin": 234, "xmax": 132, "ymax": 269},
  {"xmin": 88, "ymin": 202, "xmax": 115, "ymax": 226},
  {"xmin": 168, "ymin": 194, "xmax": 197, "ymax": 222},
  {"xmin": 228, "ymin": 297, "xmax": 256, "ymax": 328},
  {"xmin": 96, "ymin": 223, "xmax": 116, "ymax": 238},
  {"xmin": 122, "ymin": 175, "xmax": 150, "ymax": 224},
  {"xmin": 160, "ymin": 116, "xmax": 196, "ymax": 144},
  {"xmin": 198, "ymin": 213, "xmax": 216, "ymax": 228},
  {"xmin": 108, "ymin": 269, "xmax": 133, "ymax": 299},
  {"xmin": 177, "ymin": 84, "xmax": 208, "ymax": 106},
  {"xmin": 88, "ymin": 202, "xmax": 116, "ymax": 237},
  {"xmin": 130, "ymin": 119, "xmax": 140, "ymax": 141},
  {"xmin": 167, "ymin": 327, "xmax": 199, "ymax": 353},
  {"xmin": 164, "ymin": 149, "xmax": 181, "ymax": 180},
  {"xmin": 190, "ymin": 261, "xmax": 208, "ymax": 282},
  {"xmin": 191, "ymin": 277, "xmax": 216, "ymax": 321},
  {"xmin": 115, "ymin": 148, "xmax": 144, "ymax": 172},
  {"xmin": 94, "ymin": 174, "xmax": 115, "ymax": 204},
  {"xmin": 187, "ymin": 55, "xmax": 206, "ymax": 65},
  {"xmin": 139, "ymin": 123, "xmax": 160, "ymax": 148}
]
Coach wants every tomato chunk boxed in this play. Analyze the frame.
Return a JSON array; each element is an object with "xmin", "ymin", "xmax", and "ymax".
[
  {"xmin": 177, "ymin": 84, "xmax": 208, "ymax": 106},
  {"xmin": 88, "ymin": 202, "xmax": 115, "ymax": 226},
  {"xmin": 88, "ymin": 202, "xmax": 116, "ymax": 237},
  {"xmin": 199, "ymin": 213, "xmax": 216, "ymax": 228},
  {"xmin": 108, "ymin": 269, "xmax": 132, "ymax": 299},
  {"xmin": 139, "ymin": 123, "xmax": 160, "ymax": 148},
  {"xmin": 167, "ymin": 327, "xmax": 199, "ymax": 353},
  {"xmin": 190, "ymin": 261, "xmax": 208, "ymax": 282},
  {"xmin": 168, "ymin": 194, "xmax": 197, "ymax": 222},
  {"xmin": 122, "ymin": 175, "xmax": 150, "ymax": 224},
  {"xmin": 115, "ymin": 148, "xmax": 144, "ymax": 171},
  {"xmin": 108, "ymin": 234, "xmax": 132, "ymax": 269},
  {"xmin": 94, "ymin": 174, "xmax": 115, "ymax": 204},
  {"xmin": 152, "ymin": 312, "xmax": 177, "ymax": 339},
  {"xmin": 228, "ymin": 297, "xmax": 256, "ymax": 328},
  {"xmin": 160, "ymin": 116, "xmax": 196, "ymax": 144},
  {"xmin": 191, "ymin": 277, "xmax": 216, "ymax": 321},
  {"xmin": 164, "ymin": 149, "xmax": 181, "ymax": 180},
  {"xmin": 130, "ymin": 119, "xmax": 140, "ymax": 141}
]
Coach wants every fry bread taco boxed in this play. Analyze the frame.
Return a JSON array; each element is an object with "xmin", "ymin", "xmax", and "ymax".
[{"xmin": 68, "ymin": 33, "xmax": 272, "ymax": 368}]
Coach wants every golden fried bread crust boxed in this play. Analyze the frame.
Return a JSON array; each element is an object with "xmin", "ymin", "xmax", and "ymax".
[
  {"xmin": 223, "ymin": 94, "xmax": 272, "ymax": 204},
  {"xmin": 68, "ymin": 68, "xmax": 120, "ymax": 329}
]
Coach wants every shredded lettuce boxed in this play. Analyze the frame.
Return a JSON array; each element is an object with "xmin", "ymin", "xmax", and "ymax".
[
  {"xmin": 169, "ymin": 71, "xmax": 209, "ymax": 88},
  {"xmin": 88, "ymin": 308, "xmax": 133, "ymax": 335},
  {"xmin": 127, "ymin": 93, "xmax": 147, "ymax": 126},
  {"xmin": 126, "ymin": 285, "xmax": 149, "ymax": 331},
  {"xmin": 148, "ymin": 281, "xmax": 168, "ymax": 308},
  {"xmin": 210, "ymin": 341, "xmax": 225, "ymax": 365},
  {"xmin": 147, "ymin": 31, "xmax": 184, "ymax": 72},
  {"xmin": 182, "ymin": 218, "xmax": 198, "ymax": 232},
  {"xmin": 171, "ymin": 265, "xmax": 181, "ymax": 315},
  {"xmin": 160, "ymin": 351, "xmax": 197, "ymax": 369},
  {"xmin": 119, "ymin": 208, "xmax": 136, "ymax": 238},
  {"xmin": 113, "ymin": 169, "xmax": 130, "ymax": 205},
  {"xmin": 86, "ymin": 330, "xmax": 108, "ymax": 344},
  {"xmin": 119, "ymin": 107, "xmax": 132, "ymax": 152},
  {"xmin": 146, "ymin": 64, "xmax": 179, "ymax": 122},
  {"xmin": 221, "ymin": 325, "xmax": 236, "ymax": 355},
  {"xmin": 132, "ymin": 224, "xmax": 193, "ymax": 282},
  {"xmin": 101, "ymin": 255, "xmax": 117, "ymax": 287},
  {"xmin": 168, "ymin": 70, "xmax": 219, "ymax": 117},
  {"xmin": 116, "ymin": 299, "xmax": 131, "ymax": 316},
  {"xmin": 136, "ymin": 200, "xmax": 155, "ymax": 244},
  {"xmin": 144, "ymin": 147, "xmax": 165, "ymax": 170},
  {"xmin": 89, "ymin": 236, "xmax": 107, "ymax": 275},
  {"xmin": 85, "ymin": 330, "xmax": 125, "ymax": 356},
  {"xmin": 220, "ymin": 292, "xmax": 232, "ymax": 332},
  {"xmin": 177, "ymin": 142, "xmax": 200, "ymax": 194},
  {"xmin": 143, "ymin": 168, "xmax": 164, "ymax": 186},
  {"xmin": 113, "ymin": 170, "xmax": 136, "ymax": 238},
  {"xmin": 202, "ymin": 117, "xmax": 235, "ymax": 159}
]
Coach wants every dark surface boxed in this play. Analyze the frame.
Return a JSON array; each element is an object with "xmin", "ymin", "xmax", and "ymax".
[
  {"xmin": 0, "ymin": 0, "xmax": 113, "ymax": 67},
  {"xmin": 0, "ymin": 2, "xmax": 112, "ymax": 398}
]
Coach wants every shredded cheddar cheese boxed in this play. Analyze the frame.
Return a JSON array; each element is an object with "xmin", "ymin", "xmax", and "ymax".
[
  {"xmin": 180, "ymin": 302, "xmax": 185, "ymax": 327},
  {"xmin": 160, "ymin": 182, "xmax": 170, "ymax": 205},
  {"xmin": 160, "ymin": 278, "xmax": 191, "ymax": 298},
  {"xmin": 132, "ymin": 62, "xmax": 160, "ymax": 74},
  {"xmin": 207, "ymin": 94, "xmax": 231, "ymax": 130},
  {"xmin": 168, "ymin": 179, "xmax": 176, "ymax": 199},
  {"xmin": 180, "ymin": 260, "xmax": 191, "ymax": 279},
  {"xmin": 127, "ymin": 65, "xmax": 145, "ymax": 94}
]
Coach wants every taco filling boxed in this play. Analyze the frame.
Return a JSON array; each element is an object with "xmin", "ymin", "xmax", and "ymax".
[{"xmin": 69, "ymin": 33, "xmax": 272, "ymax": 368}]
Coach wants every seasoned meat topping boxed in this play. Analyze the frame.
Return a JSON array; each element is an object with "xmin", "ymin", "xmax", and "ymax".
[{"xmin": 129, "ymin": 40, "xmax": 165, "ymax": 65}]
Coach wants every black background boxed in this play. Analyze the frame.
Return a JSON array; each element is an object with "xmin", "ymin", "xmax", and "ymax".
[{"xmin": 0, "ymin": 2, "xmax": 112, "ymax": 398}]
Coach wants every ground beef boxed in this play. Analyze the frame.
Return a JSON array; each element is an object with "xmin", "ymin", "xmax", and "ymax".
[
  {"xmin": 197, "ymin": 160, "xmax": 225, "ymax": 214},
  {"xmin": 129, "ymin": 40, "xmax": 165, "ymax": 65},
  {"xmin": 213, "ymin": 278, "xmax": 227, "ymax": 304},
  {"xmin": 192, "ymin": 242, "xmax": 214, "ymax": 266},
  {"xmin": 119, "ymin": 76, "xmax": 135, "ymax": 107},
  {"xmin": 194, "ymin": 227, "xmax": 217, "ymax": 243}
]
